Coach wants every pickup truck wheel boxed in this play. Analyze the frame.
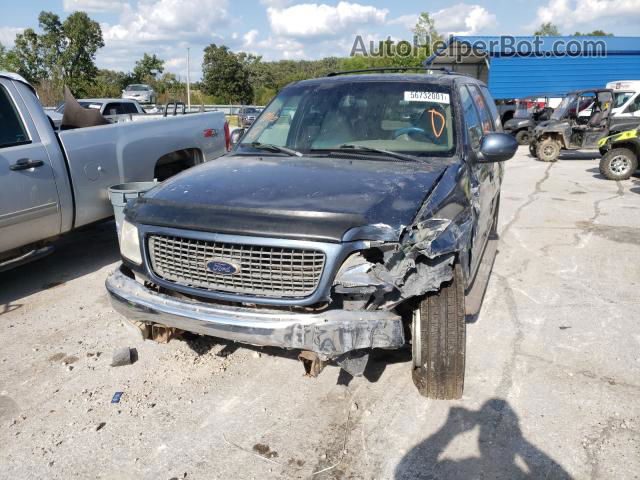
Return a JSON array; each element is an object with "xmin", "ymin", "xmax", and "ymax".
[
  {"xmin": 537, "ymin": 139, "xmax": 560, "ymax": 162},
  {"xmin": 515, "ymin": 130, "xmax": 530, "ymax": 146},
  {"xmin": 411, "ymin": 263, "xmax": 465, "ymax": 400},
  {"xmin": 599, "ymin": 148, "xmax": 638, "ymax": 180}
]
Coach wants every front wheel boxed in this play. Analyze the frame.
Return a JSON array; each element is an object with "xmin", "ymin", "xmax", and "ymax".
[
  {"xmin": 412, "ymin": 263, "xmax": 465, "ymax": 399},
  {"xmin": 537, "ymin": 138, "xmax": 560, "ymax": 162},
  {"xmin": 599, "ymin": 148, "xmax": 638, "ymax": 180},
  {"xmin": 515, "ymin": 129, "xmax": 530, "ymax": 146}
]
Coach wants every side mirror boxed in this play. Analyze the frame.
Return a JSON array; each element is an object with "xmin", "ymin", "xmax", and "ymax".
[
  {"xmin": 230, "ymin": 128, "xmax": 245, "ymax": 146},
  {"xmin": 478, "ymin": 133, "xmax": 518, "ymax": 162}
]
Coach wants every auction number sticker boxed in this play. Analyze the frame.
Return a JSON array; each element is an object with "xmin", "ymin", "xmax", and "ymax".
[{"xmin": 404, "ymin": 91, "xmax": 450, "ymax": 104}]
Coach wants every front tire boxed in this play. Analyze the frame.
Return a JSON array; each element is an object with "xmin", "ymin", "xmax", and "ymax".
[
  {"xmin": 537, "ymin": 138, "xmax": 560, "ymax": 162},
  {"xmin": 599, "ymin": 148, "xmax": 638, "ymax": 180},
  {"xmin": 412, "ymin": 263, "xmax": 466, "ymax": 400},
  {"xmin": 515, "ymin": 129, "xmax": 530, "ymax": 146}
]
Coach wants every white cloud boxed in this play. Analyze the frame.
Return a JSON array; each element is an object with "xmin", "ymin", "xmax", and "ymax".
[
  {"xmin": 102, "ymin": 0, "xmax": 229, "ymax": 46},
  {"xmin": 432, "ymin": 3, "xmax": 497, "ymax": 35},
  {"xmin": 63, "ymin": 0, "xmax": 127, "ymax": 13},
  {"xmin": 243, "ymin": 29, "xmax": 259, "ymax": 48},
  {"xmin": 388, "ymin": 14, "xmax": 419, "ymax": 30},
  {"xmin": 268, "ymin": 1, "xmax": 388, "ymax": 38},
  {"xmin": 0, "ymin": 27, "xmax": 24, "ymax": 48},
  {"xmin": 534, "ymin": 0, "xmax": 640, "ymax": 30}
]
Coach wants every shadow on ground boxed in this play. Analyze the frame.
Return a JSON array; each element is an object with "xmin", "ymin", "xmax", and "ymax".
[
  {"xmin": 0, "ymin": 220, "xmax": 120, "ymax": 315},
  {"xmin": 394, "ymin": 398, "xmax": 571, "ymax": 480}
]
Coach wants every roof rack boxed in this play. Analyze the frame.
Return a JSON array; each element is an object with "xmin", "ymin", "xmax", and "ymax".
[{"xmin": 326, "ymin": 66, "xmax": 454, "ymax": 77}]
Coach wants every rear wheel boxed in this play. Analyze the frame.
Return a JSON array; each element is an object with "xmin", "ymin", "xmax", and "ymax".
[
  {"xmin": 537, "ymin": 138, "xmax": 560, "ymax": 162},
  {"xmin": 515, "ymin": 129, "xmax": 530, "ymax": 146},
  {"xmin": 599, "ymin": 148, "xmax": 638, "ymax": 180},
  {"xmin": 412, "ymin": 263, "xmax": 465, "ymax": 400}
]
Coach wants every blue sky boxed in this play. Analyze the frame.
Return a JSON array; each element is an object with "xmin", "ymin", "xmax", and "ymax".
[{"xmin": 2, "ymin": 0, "xmax": 640, "ymax": 80}]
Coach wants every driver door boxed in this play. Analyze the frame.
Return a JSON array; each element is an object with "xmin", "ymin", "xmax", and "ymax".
[{"xmin": 0, "ymin": 78, "xmax": 61, "ymax": 254}]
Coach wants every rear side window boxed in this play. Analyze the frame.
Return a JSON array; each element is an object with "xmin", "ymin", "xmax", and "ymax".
[
  {"xmin": 0, "ymin": 85, "xmax": 30, "ymax": 148},
  {"xmin": 104, "ymin": 103, "xmax": 128, "ymax": 115},
  {"xmin": 460, "ymin": 85, "xmax": 482, "ymax": 149},
  {"xmin": 479, "ymin": 85, "xmax": 502, "ymax": 131},
  {"xmin": 123, "ymin": 103, "xmax": 139, "ymax": 114},
  {"xmin": 467, "ymin": 84, "xmax": 494, "ymax": 133}
]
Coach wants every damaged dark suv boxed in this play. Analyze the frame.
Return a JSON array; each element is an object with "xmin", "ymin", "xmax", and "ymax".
[{"xmin": 106, "ymin": 69, "xmax": 518, "ymax": 399}]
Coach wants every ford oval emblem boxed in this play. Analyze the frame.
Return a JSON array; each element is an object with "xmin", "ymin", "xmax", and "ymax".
[{"xmin": 206, "ymin": 259, "xmax": 240, "ymax": 275}]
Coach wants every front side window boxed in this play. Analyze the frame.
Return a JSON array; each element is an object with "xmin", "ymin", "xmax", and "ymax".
[
  {"xmin": 240, "ymin": 81, "xmax": 456, "ymax": 157},
  {"xmin": 468, "ymin": 84, "xmax": 494, "ymax": 133},
  {"xmin": 625, "ymin": 94, "xmax": 640, "ymax": 113},
  {"xmin": 613, "ymin": 91, "xmax": 633, "ymax": 108},
  {"xmin": 0, "ymin": 85, "xmax": 30, "ymax": 148},
  {"xmin": 460, "ymin": 85, "xmax": 482, "ymax": 150}
]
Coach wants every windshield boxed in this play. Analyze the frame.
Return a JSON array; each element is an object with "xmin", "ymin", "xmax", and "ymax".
[
  {"xmin": 238, "ymin": 81, "xmax": 455, "ymax": 157},
  {"xmin": 613, "ymin": 91, "xmax": 634, "ymax": 108},
  {"xmin": 126, "ymin": 85, "xmax": 148, "ymax": 91},
  {"xmin": 243, "ymin": 108, "xmax": 259, "ymax": 114}
]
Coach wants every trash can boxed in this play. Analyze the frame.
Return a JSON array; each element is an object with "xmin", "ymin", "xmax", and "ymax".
[{"xmin": 108, "ymin": 181, "xmax": 157, "ymax": 240}]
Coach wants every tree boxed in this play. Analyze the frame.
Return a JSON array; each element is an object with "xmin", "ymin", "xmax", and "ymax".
[
  {"xmin": 413, "ymin": 12, "xmax": 442, "ymax": 48},
  {"xmin": 202, "ymin": 44, "xmax": 253, "ymax": 104},
  {"xmin": 7, "ymin": 11, "xmax": 104, "ymax": 95},
  {"xmin": 534, "ymin": 22, "xmax": 561, "ymax": 36},
  {"xmin": 0, "ymin": 43, "xmax": 7, "ymax": 70},
  {"xmin": 10, "ymin": 28, "xmax": 47, "ymax": 82},
  {"xmin": 133, "ymin": 53, "xmax": 164, "ymax": 83},
  {"xmin": 573, "ymin": 30, "xmax": 613, "ymax": 36}
]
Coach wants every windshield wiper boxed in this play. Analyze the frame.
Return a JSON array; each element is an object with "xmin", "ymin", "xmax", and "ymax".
[
  {"xmin": 244, "ymin": 142, "xmax": 303, "ymax": 157},
  {"xmin": 315, "ymin": 144, "xmax": 421, "ymax": 163}
]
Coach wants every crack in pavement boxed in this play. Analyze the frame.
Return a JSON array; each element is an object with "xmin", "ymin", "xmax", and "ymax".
[{"xmin": 499, "ymin": 162, "xmax": 554, "ymax": 239}]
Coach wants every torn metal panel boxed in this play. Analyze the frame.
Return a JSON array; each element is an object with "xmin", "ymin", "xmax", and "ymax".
[{"xmin": 332, "ymin": 164, "xmax": 478, "ymax": 308}]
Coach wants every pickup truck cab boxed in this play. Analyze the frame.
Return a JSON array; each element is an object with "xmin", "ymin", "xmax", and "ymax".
[
  {"xmin": 0, "ymin": 72, "xmax": 229, "ymax": 270},
  {"xmin": 106, "ymin": 69, "xmax": 517, "ymax": 399}
]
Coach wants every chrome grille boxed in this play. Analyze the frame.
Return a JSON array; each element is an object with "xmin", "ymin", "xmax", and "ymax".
[{"xmin": 147, "ymin": 234, "xmax": 326, "ymax": 298}]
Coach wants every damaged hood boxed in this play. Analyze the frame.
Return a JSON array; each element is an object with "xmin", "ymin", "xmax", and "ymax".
[{"xmin": 128, "ymin": 155, "xmax": 450, "ymax": 242}]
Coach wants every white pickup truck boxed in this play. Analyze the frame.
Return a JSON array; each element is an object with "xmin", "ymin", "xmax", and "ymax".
[{"xmin": 0, "ymin": 72, "xmax": 229, "ymax": 270}]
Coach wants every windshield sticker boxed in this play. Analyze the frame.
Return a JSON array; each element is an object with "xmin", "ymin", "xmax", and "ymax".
[{"xmin": 404, "ymin": 91, "xmax": 450, "ymax": 104}]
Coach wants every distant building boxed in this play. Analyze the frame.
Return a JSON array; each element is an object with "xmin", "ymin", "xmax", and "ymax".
[{"xmin": 425, "ymin": 36, "xmax": 640, "ymax": 99}]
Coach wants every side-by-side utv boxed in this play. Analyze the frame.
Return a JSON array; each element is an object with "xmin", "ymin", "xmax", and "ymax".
[
  {"xmin": 529, "ymin": 88, "xmax": 639, "ymax": 162},
  {"xmin": 598, "ymin": 128, "xmax": 639, "ymax": 180},
  {"xmin": 503, "ymin": 95, "xmax": 559, "ymax": 145}
]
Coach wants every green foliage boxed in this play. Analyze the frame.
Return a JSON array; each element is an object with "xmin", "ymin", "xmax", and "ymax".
[
  {"xmin": 8, "ymin": 11, "xmax": 104, "ymax": 96},
  {"xmin": 413, "ymin": 12, "xmax": 442, "ymax": 46},
  {"xmin": 534, "ymin": 23, "xmax": 562, "ymax": 36},
  {"xmin": 133, "ymin": 53, "xmax": 164, "ymax": 83},
  {"xmin": 573, "ymin": 30, "xmax": 614, "ymax": 36},
  {"xmin": 202, "ymin": 44, "xmax": 253, "ymax": 104}
]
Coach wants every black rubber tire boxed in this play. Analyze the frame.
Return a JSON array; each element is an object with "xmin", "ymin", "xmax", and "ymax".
[
  {"xmin": 412, "ymin": 263, "xmax": 466, "ymax": 400},
  {"xmin": 529, "ymin": 142, "xmax": 537, "ymax": 157},
  {"xmin": 599, "ymin": 148, "xmax": 638, "ymax": 181},
  {"xmin": 515, "ymin": 129, "xmax": 530, "ymax": 146},
  {"xmin": 537, "ymin": 138, "xmax": 560, "ymax": 162}
]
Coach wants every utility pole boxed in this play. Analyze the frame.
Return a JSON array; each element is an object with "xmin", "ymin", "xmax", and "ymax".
[{"xmin": 186, "ymin": 47, "xmax": 191, "ymax": 111}]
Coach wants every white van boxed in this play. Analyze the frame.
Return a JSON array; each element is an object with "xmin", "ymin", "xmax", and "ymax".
[{"xmin": 606, "ymin": 80, "xmax": 640, "ymax": 119}]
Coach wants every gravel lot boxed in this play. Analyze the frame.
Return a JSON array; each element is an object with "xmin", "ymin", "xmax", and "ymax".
[{"xmin": 1, "ymin": 147, "xmax": 639, "ymax": 479}]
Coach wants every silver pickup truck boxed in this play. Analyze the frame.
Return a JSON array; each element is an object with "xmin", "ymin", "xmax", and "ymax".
[{"xmin": 0, "ymin": 72, "xmax": 229, "ymax": 270}]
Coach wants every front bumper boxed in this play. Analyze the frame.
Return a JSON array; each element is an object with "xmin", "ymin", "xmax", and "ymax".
[{"xmin": 105, "ymin": 265, "xmax": 405, "ymax": 357}]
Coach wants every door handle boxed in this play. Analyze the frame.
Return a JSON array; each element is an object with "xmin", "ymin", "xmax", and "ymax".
[{"xmin": 10, "ymin": 158, "xmax": 45, "ymax": 171}]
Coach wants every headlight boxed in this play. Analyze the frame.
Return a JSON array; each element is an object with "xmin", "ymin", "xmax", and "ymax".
[{"xmin": 120, "ymin": 220, "xmax": 142, "ymax": 265}]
